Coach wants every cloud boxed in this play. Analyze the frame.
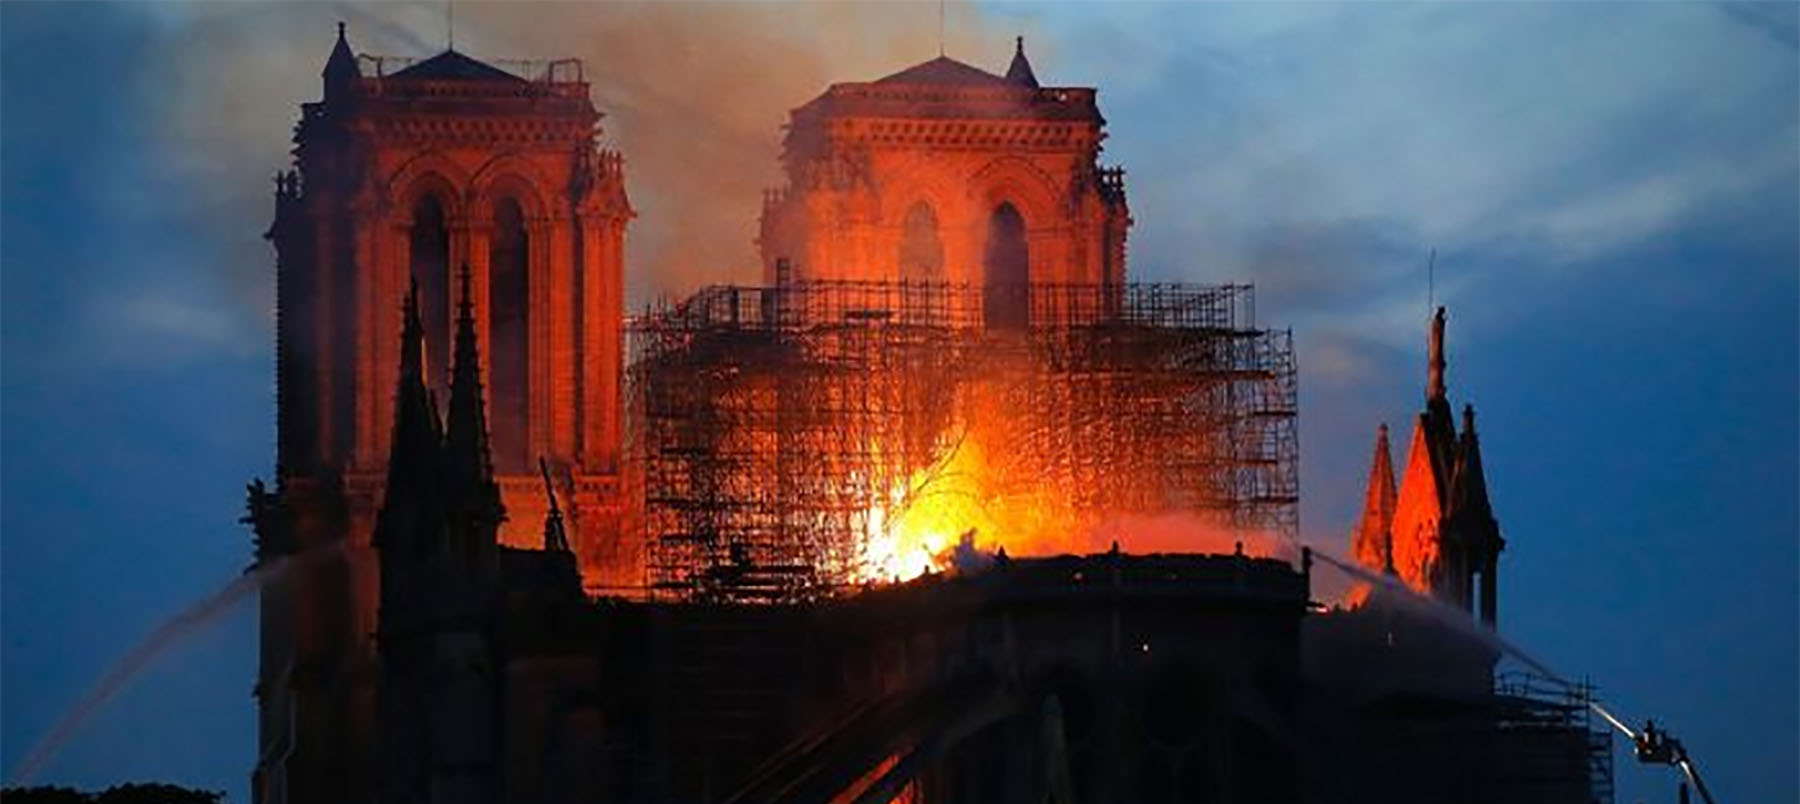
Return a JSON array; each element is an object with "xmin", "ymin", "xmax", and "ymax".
[
  {"xmin": 1018, "ymin": 2, "xmax": 1797, "ymax": 344},
  {"xmin": 98, "ymin": 293, "xmax": 258, "ymax": 366},
  {"xmin": 50, "ymin": 1, "xmax": 1794, "ymax": 365}
]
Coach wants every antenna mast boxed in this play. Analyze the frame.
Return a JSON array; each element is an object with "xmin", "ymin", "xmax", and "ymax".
[
  {"xmin": 447, "ymin": 0, "xmax": 455, "ymax": 51},
  {"xmin": 938, "ymin": 0, "xmax": 946, "ymax": 57},
  {"xmin": 1426, "ymin": 247, "xmax": 1437, "ymax": 314}
]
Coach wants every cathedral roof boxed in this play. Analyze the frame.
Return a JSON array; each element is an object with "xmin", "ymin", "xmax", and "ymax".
[
  {"xmin": 875, "ymin": 56, "xmax": 1013, "ymax": 87},
  {"xmin": 791, "ymin": 42, "xmax": 1100, "ymax": 128},
  {"xmin": 390, "ymin": 49, "xmax": 526, "ymax": 83}
]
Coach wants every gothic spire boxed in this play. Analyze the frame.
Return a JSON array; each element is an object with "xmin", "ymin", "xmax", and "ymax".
[
  {"xmin": 1389, "ymin": 413, "xmax": 1446, "ymax": 595},
  {"xmin": 1451, "ymin": 404, "xmax": 1497, "ymax": 529},
  {"xmin": 375, "ymin": 276, "xmax": 445, "ymax": 554},
  {"xmin": 323, "ymin": 21, "xmax": 360, "ymax": 101},
  {"xmin": 1352, "ymin": 423, "xmax": 1397, "ymax": 575},
  {"xmin": 400, "ymin": 274, "xmax": 425, "ymax": 383},
  {"xmin": 1005, "ymin": 35, "xmax": 1039, "ymax": 88},
  {"xmin": 1451, "ymin": 403, "xmax": 1503, "ymax": 626},
  {"xmin": 443, "ymin": 263, "xmax": 505, "ymax": 543}
]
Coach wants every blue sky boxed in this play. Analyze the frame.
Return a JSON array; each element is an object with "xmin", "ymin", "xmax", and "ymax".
[{"xmin": 2, "ymin": 3, "xmax": 1795, "ymax": 803}]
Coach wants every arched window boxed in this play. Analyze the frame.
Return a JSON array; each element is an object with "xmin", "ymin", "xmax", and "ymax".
[
  {"xmin": 898, "ymin": 202, "xmax": 944, "ymax": 282},
  {"xmin": 983, "ymin": 202, "xmax": 1029, "ymax": 329},
  {"xmin": 409, "ymin": 195, "xmax": 451, "ymax": 401},
  {"xmin": 489, "ymin": 197, "xmax": 530, "ymax": 474}
]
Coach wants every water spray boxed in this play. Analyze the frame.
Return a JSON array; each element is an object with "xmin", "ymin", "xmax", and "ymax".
[
  {"xmin": 1306, "ymin": 545, "xmax": 1721, "ymax": 804},
  {"xmin": 5, "ymin": 543, "xmax": 347, "ymax": 785}
]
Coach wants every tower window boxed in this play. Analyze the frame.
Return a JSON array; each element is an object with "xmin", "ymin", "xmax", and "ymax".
[
  {"xmin": 409, "ymin": 195, "xmax": 451, "ymax": 401},
  {"xmin": 898, "ymin": 202, "xmax": 944, "ymax": 282},
  {"xmin": 490, "ymin": 197, "xmax": 530, "ymax": 474},
  {"xmin": 983, "ymin": 202, "xmax": 1029, "ymax": 329}
]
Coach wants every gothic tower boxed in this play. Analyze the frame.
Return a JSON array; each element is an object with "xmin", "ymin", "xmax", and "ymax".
[
  {"xmin": 759, "ymin": 38, "xmax": 1130, "ymax": 327},
  {"xmin": 254, "ymin": 25, "xmax": 630, "ymax": 804}
]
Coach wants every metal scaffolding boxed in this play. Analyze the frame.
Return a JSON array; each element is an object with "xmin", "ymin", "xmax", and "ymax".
[{"xmin": 626, "ymin": 281, "xmax": 1298, "ymax": 602}]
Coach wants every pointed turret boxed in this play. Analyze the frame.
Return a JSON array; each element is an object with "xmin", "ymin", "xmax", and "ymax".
[
  {"xmin": 1352, "ymin": 423, "xmax": 1398, "ymax": 575},
  {"xmin": 322, "ymin": 22, "xmax": 360, "ymax": 102},
  {"xmin": 1451, "ymin": 405, "xmax": 1495, "ymax": 524},
  {"xmin": 443, "ymin": 263, "xmax": 505, "ymax": 548},
  {"xmin": 375, "ymin": 277, "xmax": 444, "ymax": 555},
  {"xmin": 1005, "ymin": 36, "xmax": 1040, "ymax": 88},
  {"xmin": 1449, "ymin": 404, "xmax": 1503, "ymax": 626}
]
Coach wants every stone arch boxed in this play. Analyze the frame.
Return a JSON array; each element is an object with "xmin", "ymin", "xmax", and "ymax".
[
  {"xmin": 390, "ymin": 165, "xmax": 467, "ymax": 397},
  {"xmin": 881, "ymin": 157, "xmax": 971, "ymax": 226},
  {"xmin": 897, "ymin": 201, "xmax": 946, "ymax": 283},
  {"xmin": 470, "ymin": 154, "xmax": 556, "ymax": 223},
  {"xmin": 968, "ymin": 155, "xmax": 1062, "ymax": 229},
  {"xmin": 387, "ymin": 152, "xmax": 473, "ymax": 221},
  {"xmin": 882, "ymin": 162, "xmax": 980, "ymax": 284}
]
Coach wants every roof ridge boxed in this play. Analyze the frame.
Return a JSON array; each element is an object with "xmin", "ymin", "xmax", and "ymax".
[{"xmin": 390, "ymin": 49, "xmax": 526, "ymax": 83}]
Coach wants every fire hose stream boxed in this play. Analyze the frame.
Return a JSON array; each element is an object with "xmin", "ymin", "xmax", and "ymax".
[{"xmin": 1307, "ymin": 546, "xmax": 1721, "ymax": 804}]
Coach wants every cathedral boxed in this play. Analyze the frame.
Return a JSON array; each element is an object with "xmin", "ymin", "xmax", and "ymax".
[{"xmin": 246, "ymin": 26, "xmax": 1607, "ymax": 804}]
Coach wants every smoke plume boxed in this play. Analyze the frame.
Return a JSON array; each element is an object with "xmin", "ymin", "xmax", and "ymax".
[{"xmin": 153, "ymin": 1, "xmax": 1010, "ymax": 312}]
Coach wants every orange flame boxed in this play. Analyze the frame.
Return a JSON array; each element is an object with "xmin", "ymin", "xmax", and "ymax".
[{"xmin": 854, "ymin": 430, "xmax": 1285, "ymax": 583}]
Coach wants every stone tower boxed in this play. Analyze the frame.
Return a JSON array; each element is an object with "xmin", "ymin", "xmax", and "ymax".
[
  {"xmin": 759, "ymin": 38, "xmax": 1131, "ymax": 326},
  {"xmin": 252, "ymin": 25, "xmax": 630, "ymax": 804}
]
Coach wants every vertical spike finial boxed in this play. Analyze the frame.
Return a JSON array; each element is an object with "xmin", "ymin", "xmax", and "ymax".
[
  {"xmin": 323, "ymin": 20, "xmax": 360, "ymax": 95},
  {"xmin": 400, "ymin": 273, "xmax": 425, "ymax": 380},
  {"xmin": 1005, "ymin": 33, "xmax": 1039, "ymax": 88},
  {"xmin": 938, "ymin": 0, "xmax": 946, "ymax": 57},
  {"xmin": 443, "ymin": 261, "xmax": 504, "ymax": 546},
  {"xmin": 1428, "ymin": 306, "xmax": 1447, "ymax": 402}
]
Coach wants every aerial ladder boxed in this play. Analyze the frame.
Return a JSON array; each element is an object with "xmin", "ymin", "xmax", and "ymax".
[{"xmin": 1589, "ymin": 702, "xmax": 1718, "ymax": 804}]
